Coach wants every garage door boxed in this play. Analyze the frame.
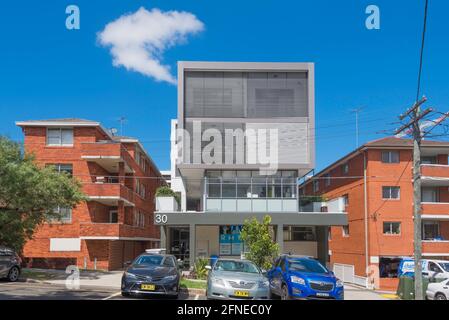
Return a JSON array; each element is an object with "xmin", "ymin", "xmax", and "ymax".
[{"xmin": 333, "ymin": 263, "xmax": 355, "ymax": 283}]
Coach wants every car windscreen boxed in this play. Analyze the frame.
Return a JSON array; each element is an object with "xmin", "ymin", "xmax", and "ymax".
[
  {"xmin": 288, "ymin": 259, "xmax": 329, "ymax": 274},
  {"xmin": 133, "ymin": 255, "xmax": 164, "ymax": 266},
  {"xmin": 439, "ymin": 262, "xmax": 449, "ymax": 272},
  {"xmin": 214, "ymin": 260, "xmax": 260, "ymax": 274}
]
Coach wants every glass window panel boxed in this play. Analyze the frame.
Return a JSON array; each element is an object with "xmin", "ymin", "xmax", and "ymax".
[
  {"xmin": 252, "ymin": 184, "xmax": 266, "ymax": 198},
  {"xmin": 222, "ymin": 183, "xmax": 236, "ymax": 198},
  {"xmin": 208, "ymin": 184, "xmax": 221, "ymax": 197},
  {"xmin": 237, "ymin": 184, "xmax": 251, "ymax": 198},
  {"xmin": 61, "ymin": 129, "xmax": 73, "ymax": 145},
  {"xmin": 47, "ymin": 129, "xmax": 61, "ymax": 145}
]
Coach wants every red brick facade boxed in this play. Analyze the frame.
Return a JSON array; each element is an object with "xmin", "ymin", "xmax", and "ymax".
[
  {"xmin": 17, "ymin": 120, "xmax": 163, "ymax": 270},
  {"xmin": 301, "ymin": 137, "xmax": 449, "ymax": 291}
]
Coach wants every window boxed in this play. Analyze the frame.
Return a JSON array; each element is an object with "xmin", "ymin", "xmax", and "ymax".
[
  {"xmin": 219, "ymin": 225, "xmax": 244, "ymax": 256},
  {"xmin": 383, "ymin": 222, "xmax": 401, "ymax": 235},
  {"xmin": 428, "ymin": 262, "xmax": 442, "ymax": 273},
  {"xmin": 422, "ymin": 187, "xmax": 439, "ymax": 202},
  {"xmin": 136, "ymin": 179, "xmax": 145, "ymax": 198},
  {"xmin": 379, "ymin": 257, "xmax": 401, "ymax": 278},
  {"xmin": 382, "ymin": 186, "xmax": 400, "ymax": 199},
  {"xmin": 421, "ymin": 156, "xmax": 437, "ymax": 164},
  {"xmin": 343, "ymin": 194, "xmax": 349, "ymax": 206},
  {"xmin": 342, "ymin": 225, "xmax": 349, "ymax": 237},
  {"xmin": 313, "ymin": 180, "xmax": 319, "ymax": 192},
  {"xmin": 47, "ymin": 128, "xmax": 73, "ymax": 146},
  {"xmin": 48, "ymin": 207, "xmax": 72, "ymax": 223},
  {"xmin": 422, "ymin": 221, "xmax": 440, "ymax": 240},
  {"xmin": 341, "ymin": 163, "xmax": 349, "ymax": 174},
  {"xmin": 109, "ymin": 210, "xmax": 118, "ymax": 223},
  {"xmin": 381, "ymin": 151, "xmax": 399, "ymax": 163},
  {"xmin": 283, "ymin": 226, "xmax": 316, "ymax": 241},
  {"xmin": 325, "ymin": 174, "xmax": 331, "ymax": 187},
  {"xmin": 133, "ymin": 210, "xmax": 145, "ymax": 227},
  {"xmin": 46, "ymin": 163, "xmax": 73, "ymax": 176}
]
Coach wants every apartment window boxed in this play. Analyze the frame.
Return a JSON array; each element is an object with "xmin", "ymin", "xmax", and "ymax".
[
  {"xmin": 134, "ymin": 210, "xmax": 145, "ymax": 227},
  {"xmin": 379, "ymin": 257, "xmax": 401, "ymax": 278},
  {"xmin": 382, "ymin": 186, "xmax": 400, "ymax": 199},
  {"xmin": 341, "ymin": 163, "xmax": 349, "ymax": 174},
  {"xmin": 46, "ymin": 163, "xmax": 73, "ymax": 176},
  {"xmin": 313, "ymin": 180, "xmax": 319, "ymax": 193},
  {"xmin": 381, "ymin": 151, "xmax": 399, "ymax": 163},
  {"xmin": 136, "ymin": 180, "xmax": 145, "ymax": 198},
  {"xmin": 383, "ymin": 222, "xmax": 401, "ymax": 235},
  {"xmin": 343, "ymin": 194, "xmax": 349, "ymax": 206},
  {"xmin": 325, "ymin": 174, "xmax": 331, "ymax": 187},
  {"xmin": 342, "ymin": 225, "xmax": 349, "ymax": 237},
  {"xmin": 283, "ymin": 226, "xmax": 316, "ymax": 241},
  {"xmin": 422, "ymin": 221, "xmax": 440, "ymax": 240},
  {"xmin": 47, "ymin": 128, "xmax": 73, "ymax": 146},
  {"xmin": 421, "ymin": 156, "xmax": 437, "ymax": 164},
  {"xmin": 422, "ymin": 187, "xmax": 439, "ymax": 202},
  {"xmin": 48, "ymin": 207, "xmax": 72, "ymax": 223}
]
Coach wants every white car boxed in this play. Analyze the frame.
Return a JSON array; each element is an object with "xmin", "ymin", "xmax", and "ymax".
[{"xmin": 426, "ymin": 278, "xmax": 449, "ymax": 300}]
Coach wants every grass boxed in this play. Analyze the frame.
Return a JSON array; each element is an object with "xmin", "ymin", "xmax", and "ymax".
[
  {"xmin": 21, "ymin": 269, "xmax": 62, "ymax": 281},
  {"xmin": 180, "ymin": 278, "xmax": 207, "ymax": 290}
]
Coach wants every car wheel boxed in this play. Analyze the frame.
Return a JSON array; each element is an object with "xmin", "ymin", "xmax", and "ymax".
[
  {"xmin": 281, "ymin": 285, "xmax": 290, "ymax": 300},
  {"xmin": 7, "ymin": 267, "xmax": 20, "ymax": 282},
  {"xmin": 435, "ymin": 293, "xmax": 447, "ymax": 300}
]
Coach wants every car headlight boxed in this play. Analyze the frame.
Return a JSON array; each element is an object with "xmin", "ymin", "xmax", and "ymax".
[
  {"xmin": 164, "ymin": 275, "xmax": 177, "ymax": 281},
  {"xmin": 336, "ymin": 279, "xmax": 344, "ymax": 288},
  {"xmin": 124, "ymin": 272, "xmax": 137, "ymax": 279},
  {"xmin": 290, "ymin": 275, "xmax": 306, "ymax": 285},
  {"xmin": 258, "ymin": 280, "xmax": 269, "ymax": 288},
  {"xmin": 211, "ymin": 277, "xmax": 225, "ymax": 286}
]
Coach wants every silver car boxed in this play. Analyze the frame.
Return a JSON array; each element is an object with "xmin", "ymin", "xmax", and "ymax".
[
  {"xmin": 206, "ymin": 259, "xmax": 270, "ymax": 300},
  {"xmin": 0, "ymin": 247, "xmax": 21, "ymax": 282}
]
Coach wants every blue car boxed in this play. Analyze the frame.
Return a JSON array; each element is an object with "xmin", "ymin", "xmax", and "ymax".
[{"xmin": 267, "ymin": 255, "xmax": 344, "ymax": 300}]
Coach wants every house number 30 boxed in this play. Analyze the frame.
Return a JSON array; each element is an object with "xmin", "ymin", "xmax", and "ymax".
[{"xmin": 155, "ymin": 214, "xmax": 168, "ymax": 224}]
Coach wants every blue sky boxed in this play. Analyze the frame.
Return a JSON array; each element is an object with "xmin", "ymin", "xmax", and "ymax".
[{"xmin": 1, "ymin": 0, "xmax": 448, "ymax": 171}]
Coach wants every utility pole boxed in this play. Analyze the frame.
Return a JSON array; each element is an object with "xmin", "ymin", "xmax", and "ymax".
[
  {"xmin": 395, "ymin": 96, "xmax": 429, "ymax": 300},
  {"xmin": 350, "ymin": 108, "xmax": 363, "ymax": 147}
]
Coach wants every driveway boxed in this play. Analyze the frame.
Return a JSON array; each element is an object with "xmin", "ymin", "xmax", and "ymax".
[{"xmin": 344, "ymin": 284, "xmax": 390, "ymax": 300}]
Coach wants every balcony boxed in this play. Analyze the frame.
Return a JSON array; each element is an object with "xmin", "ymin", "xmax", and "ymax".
[
  {"xmin": 422, "ymin": 241, "xmax": 449, "ymax": 256},
  {"xmin": 79, "ymin": 223, "xmax": 152, "ymax": 239},
  {"xmin": 83, "ymin": 183, "xmax": 135, "ymax": 206},
  {"xmin": 81, "ymin": 142, "xmax": 134, "ymax": 173},
  {"xmin": 421, "ymin": 164, "xmax": 449, "ymax": 186},
  {"xmin": 421, "ymin": 202, "xmax": 449, "ymax": 217}
]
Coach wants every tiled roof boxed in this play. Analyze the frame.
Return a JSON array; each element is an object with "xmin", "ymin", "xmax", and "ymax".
[{"xmin": 364, "ymin": 136, "xmax": 449, "ymax": 147}]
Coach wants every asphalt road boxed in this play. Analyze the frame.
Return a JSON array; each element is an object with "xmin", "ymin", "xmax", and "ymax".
[{"xmin": 0, "ymin": 280, "xmax": 204, "ymax": 300}]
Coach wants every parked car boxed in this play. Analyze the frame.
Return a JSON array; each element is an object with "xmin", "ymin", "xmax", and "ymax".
[
  {"xmin": 121, "ymin": 253, "xmax": 181, "ymax": 298},
  {"xmin": 206, "ymin": 258, "xmax": 270, "ymax": 300},
  {"xmin": 399, "ymin": 258, "xmax": 449, "ymax": 281},
  {"xmin": 426, "ymin": 278, "xmax": 449, "ymax": 300},
  {"xmin": 0, "ymin": 247, "xmax": 21, "ymax": 282},
  {"xmin": 267, "ymin": 255, "xmax": 344, "ymax": 300}
]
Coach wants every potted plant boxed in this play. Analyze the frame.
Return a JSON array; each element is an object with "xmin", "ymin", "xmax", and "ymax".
[{"xmin": 155, "ymin": 186, "xmax": 180, "ymax": 212}]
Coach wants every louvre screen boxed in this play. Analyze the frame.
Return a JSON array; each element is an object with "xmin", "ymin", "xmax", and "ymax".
[{"xmin": 184, "ymin": 71, "xmax": 308, "ymax": 118}]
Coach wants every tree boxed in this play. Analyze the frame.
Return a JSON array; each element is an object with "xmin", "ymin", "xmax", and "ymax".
[
  {"xmin": 0, "ymin": 136, "xmax": 85, "ymax": 251},
  {"xmin": 240, "ymin": 215, "xmax": 279, "ymax": 271}
]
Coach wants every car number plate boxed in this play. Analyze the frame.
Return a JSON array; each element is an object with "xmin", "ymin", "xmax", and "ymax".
[
  {"xmin": 316, "ymin": 292, "xmax": 329, "ymax": 297},
  {"xmin": 234, "ymin": 290, "xmax": 249, "ymax": 297},
  {"xmin": 141, "ymin": 284, "xmax": 155, "ymax": 291}
]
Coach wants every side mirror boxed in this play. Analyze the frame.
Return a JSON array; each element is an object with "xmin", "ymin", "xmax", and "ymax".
[
  {"xmin": 177, "ymin": 259, "xmax": 184, "ymax": 268},
  {"xmin": 123, "ymin": 261, "xmax": 132, "ymax": 267},
  {"xmin": 205, "ymin": 265, "xmax": 212, "ymax": 270}
]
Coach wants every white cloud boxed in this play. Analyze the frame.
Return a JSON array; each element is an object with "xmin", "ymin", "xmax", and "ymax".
[{"xmin": 98, "ymin": 7, "xmax": 204, "ymax": 84}]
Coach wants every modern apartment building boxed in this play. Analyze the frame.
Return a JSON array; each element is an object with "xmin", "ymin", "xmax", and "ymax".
[
  {"xmin": 16, "ymin": 118, "xmax": 162, "ymax": 270},
  {"xmin": 155, "ymin": 61, "xmax": 347, "ymax": 267},
  {"xmin": 300, "ymin": 137, "xmax": 449, "ymax": 290}
]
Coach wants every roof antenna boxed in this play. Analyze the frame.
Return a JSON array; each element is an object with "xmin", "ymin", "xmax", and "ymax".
[{"xmin": 117, "ymin": 116, "xmax": 127, "ymax": 136}]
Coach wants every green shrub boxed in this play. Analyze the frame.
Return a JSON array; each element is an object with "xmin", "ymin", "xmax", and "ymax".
[
  {"xmin": 193, "ymin": 257, "xmax": 209, "ymax": 280},
  {"xmin": 155, "ymin": 186, "xmax": 180, "ymax": 205}
]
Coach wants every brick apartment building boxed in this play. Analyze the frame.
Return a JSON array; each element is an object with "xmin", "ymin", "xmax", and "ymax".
[
  {"xmin": 300, "ymin": 137, "xmax": 449, "ymax": 290},
  {"xmin": 16, "ymin": 119, "xmax": 163, "ymax": 270}
]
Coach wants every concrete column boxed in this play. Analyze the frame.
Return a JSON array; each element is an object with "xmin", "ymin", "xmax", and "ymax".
[
  {"xmin": 276, "ymin": 224, "xmax": 284, "ymax": 254},
  {"xmin": 118, "ymin": 200, "xmax": 125, "ymax": 223},
  {"xmin": 189, "ymin": 224, "xmax": 195, "ymax": 269},
  {"xmin": 160, "ymin": 226, "xmax": 167, "ymax": 249},
  {"xmin": 118, "ymin": 162, "xmax": 125, "ymax": 185},
  {"xmin": 316, "ymin": 226, "xmax": 329, "ymax": 267}
]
